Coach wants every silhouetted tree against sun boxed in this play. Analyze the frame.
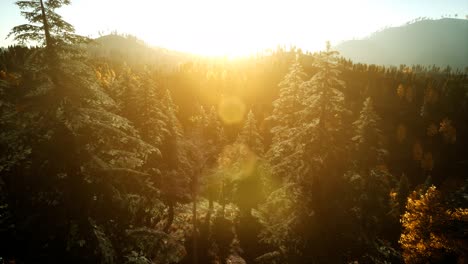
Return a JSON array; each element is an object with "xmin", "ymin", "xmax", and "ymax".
[{"xmin": 8, "ymin": 0, "xmax": 89, "ymax": 67}]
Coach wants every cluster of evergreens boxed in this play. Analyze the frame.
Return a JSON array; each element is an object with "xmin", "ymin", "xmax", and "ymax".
[{"xmin": 0, "ymin": 1, "xmax": 467, "ymax": 263}]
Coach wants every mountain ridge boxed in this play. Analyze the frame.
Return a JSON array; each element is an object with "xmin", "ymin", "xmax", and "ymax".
[
  {"xmin": 335, "ymin": 18, "xmax": 468, "ymax": 69},
  {"xmin": 88, "ymin": 34, "xmax": 194, "ymax": 69}
]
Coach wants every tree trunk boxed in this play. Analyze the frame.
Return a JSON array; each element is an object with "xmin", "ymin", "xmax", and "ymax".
[
  {"xmin": 39, "ymin": 0, "xmax": 52, "ymax": 49},
  {"xmin": 39, "ymin": 0, "xmax": 55, "ymax": 64}
]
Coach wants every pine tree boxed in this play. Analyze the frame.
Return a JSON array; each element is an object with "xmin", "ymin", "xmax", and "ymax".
[
  {"xmin": 137, "ymin": 67, "xmax": 167, "ymax": 148},
  {"xmin": 159, "ymin": 89, "xmax": 190, "ymax": 232},
  {"xmin": 269, "ymin": 57, "xmax": 306, "ymax": 141},
  {"xmin": 206, "ymin": 105, "xmax": 227, "ymax": 150},
  {"xmin": 233, "ymin": 109, "xmax": 265, "ymax": 214},
  {"xmin": 185, "ymin": 104, "xmax": 227, "ymax": 264},
  {"xmin": 267, "ymin": 57, "xmax": 307, "ymax": 181},
  {"xmin": 297, "ymin": 42, "xmax": 348, "ymax": 172},
  {"xmin": 344, "ymin": 97, "xmax": 396, "ymax": 261},
  {"xmin": 113, "ymin": 64, "xmax": 142, "ymax": 122},
  {"xmin": 160, "ymin": 89, "xmax": 184, "ymax": 168},
  {"xmin": 0, "ymin": 2, "xmax": 184, "ymax": 262},
  {"xmin": 260, "ymin": 43, "xmax": 351, "ymax": 262},
  {"xmin": 7, "ymin": 0, "xmax": 89, "ymax": 66},
  {"xmin": 352, "ymin": 97, "xmax": 386, "ymax": 166},
  {"xmin": 236, "ymin": 109, "xmax": 264, "ymax": 155},
  {"xmin": 191, "ymin": 104, "xmax": 208, "ymax": 133}
]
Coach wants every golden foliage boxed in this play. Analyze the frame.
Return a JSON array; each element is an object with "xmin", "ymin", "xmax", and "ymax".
[
  {"xmin": 439, "ymin": 118, "xmax": 456, "ymax": 144},
  {"xmin": 0, "ymin": 70, "xmax": 6, "ymax": 80},
  {"xmin": 400, "ymin": 186, "xmax": 468, "ymax": 263},
  {"xmin": 412, "ymin": 142, "xmax": 423, "ymax": 161},
  {"xmin": 95, "ymin": 66, "xmax": 116, "ymax": 88},
  {"xmin": 421, "ymin": 152, "xmax": 434, "ymax": 171},
  {"xmin": 95, "ymin": 69, "xmax": 102, "ymax": 80},
  {"xmin": 396, "ymin": 124, "xmax": 407, "ymax": 143},
  {"xmin": 448, "ymin": 208, "xmax": 468, "ymax": 221}
]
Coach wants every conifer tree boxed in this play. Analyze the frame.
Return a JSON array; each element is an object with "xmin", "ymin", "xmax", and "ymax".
[
  {"xmin": 206, "ymin": 105, "xmax": 227, "ymax": 151},
  {"xmin": 352, "ymin": 97, "xmax": 386, "ymax": 165},
  {"xmin": 0, "ymin": 1, "xmax": 184, "ymax": 262},
  {"xmin": 260, "ymin": 43, "xmax": 351, "ymax": 262},
  {"xmin": 8, "ymin": 0, "xmax": 89, "ymax": 66},
  {"xmin": 159, "ymin": 89, "xmax": 190, "ymax": 232},
  {"xmin": 233, "ymin": 109, "xmax": 265, "ymax": 214},
  {"xmin": 236, "ymin": 109, "xmax": 264, "ymax": 155},
  {"xmin": 267, "ymin": 57, "xmax": 307, "ymax": 181},
  {"xmin": 269, "ymin": 57, "xmax": 306, "ymax": 141},
  {"xmin": 344, "ymin": 97, "xmax": 396, "ymax": 261},
  {"xmin": 137, "ymin": 68, "xmax": 167, "ymax": 147},
  {"xmin": 113, "ymin": 65, "xmax": 142, "ymax": 122}
]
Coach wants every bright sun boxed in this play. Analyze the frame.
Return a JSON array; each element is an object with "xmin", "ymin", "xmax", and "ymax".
[
  {"xmin": 58, "ymin": 0, "xmax": 381, "ymax": 57},
  {"xmin": 133, "ymin": 0, "xmax": 283, "ymax": 57}
]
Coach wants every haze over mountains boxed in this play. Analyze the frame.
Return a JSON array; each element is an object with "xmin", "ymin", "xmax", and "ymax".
[
  {"xmin": 88, "ymin": 34, "xmax": 194, "ymax": 69},
  {"xmin": 335, "ymin": 18, "xmax": 468, "ymax": 69},
  {"xmin": 89, "ymin": 18, "xmax": 468, "ymax": 70}
]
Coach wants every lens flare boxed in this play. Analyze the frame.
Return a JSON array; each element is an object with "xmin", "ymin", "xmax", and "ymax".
[{"xmin": 218, "ymin": 96, "xmax": 246, "ymax": 124}]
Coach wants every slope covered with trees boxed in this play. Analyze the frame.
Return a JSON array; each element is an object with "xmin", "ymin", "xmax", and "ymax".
[
  {"xmin": 335, "ymin": 18, "xmax": 468, "ymax": 69},
  {"xmin": 1, "ymin": 1, "xmax": 467, "ymax": 263}
]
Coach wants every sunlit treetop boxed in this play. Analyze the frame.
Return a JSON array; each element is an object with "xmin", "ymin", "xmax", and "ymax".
[{"xmin": 8, "ymin": 0, "xmax": 89, "ymax": 51}]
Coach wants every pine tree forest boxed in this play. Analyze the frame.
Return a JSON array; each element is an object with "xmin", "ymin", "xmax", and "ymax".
[{"xmin": 0, "ymin": 1, "xmax": 467, "ymax": 263}]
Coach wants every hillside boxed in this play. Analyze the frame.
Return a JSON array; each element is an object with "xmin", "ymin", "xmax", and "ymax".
[
  {"xmin": 335, "ymin": 18, "xmax": 468, "ymax": 69},
  {"xmin": 88, "ymin": 34, "xmax": 193, "ymax": 69}
]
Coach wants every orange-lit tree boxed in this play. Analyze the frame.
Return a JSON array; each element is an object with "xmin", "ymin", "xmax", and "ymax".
[{"xmin": 400, "ymin": 186, "xmax": 468, "ymax": 263}]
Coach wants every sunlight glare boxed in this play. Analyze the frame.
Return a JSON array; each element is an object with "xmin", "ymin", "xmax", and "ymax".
[
  {"xmin": 218, "ymin": 96, "xmax": 246, "ymax": 124},
  {"xmin": 59, "ymin": 0, "xmax": 413, "ymax": 56}
]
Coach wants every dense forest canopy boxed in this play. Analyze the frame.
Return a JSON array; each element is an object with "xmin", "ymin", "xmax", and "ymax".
[{"xmin": 0, "ymin": 1, "xmax": 467, "ymax": 264}]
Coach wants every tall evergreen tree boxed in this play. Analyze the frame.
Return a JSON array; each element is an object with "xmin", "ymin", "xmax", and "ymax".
[
  {"xmin": 206, "ymin": 105, "xmax": 227, "ymax": 151},
  {"xmin": 260, "ymin": 43, "xmax": 351, "ymax": 263},
  {"xmin": 7, "ymin": 0, "xmax": 89, "ymax": 66},
  {"xmin": 159, "ymin": 89, "xmax": 190, "ymax": 232},
  {"xmin": 0, "ymin": 1, "xmax": 184, "ymax": 262},
  {"xmin": 267, "ymin": 57, "xmax": 307, "ymax": 182},
  {"xmin": 352, "ymin": 97, "xmax": 386, "ymax": 166},
  {"xmin": 269, "ymin": 57, "xmax": 306, "ymax": 141},
  {"xmin": 137, "ymin": 67, "xmax": 167, "ymax": 148},
  {"xmin": 236, "ymin": 109, "xmax": 264, "ymax": 155}
]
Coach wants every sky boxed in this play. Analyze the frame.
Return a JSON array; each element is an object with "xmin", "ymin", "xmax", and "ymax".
[{"xmin": 0, "ymin": 0, "xmax": 467, "ymax": 56}]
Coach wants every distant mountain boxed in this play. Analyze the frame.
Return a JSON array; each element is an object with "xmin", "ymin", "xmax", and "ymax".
[
  {"xmin": 335, "ymin": 18, "xmax": 468, "ymax": 69},
  {"xmin": 88, "ymin": 34, "xmax": 193, "ymax": 69}
]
